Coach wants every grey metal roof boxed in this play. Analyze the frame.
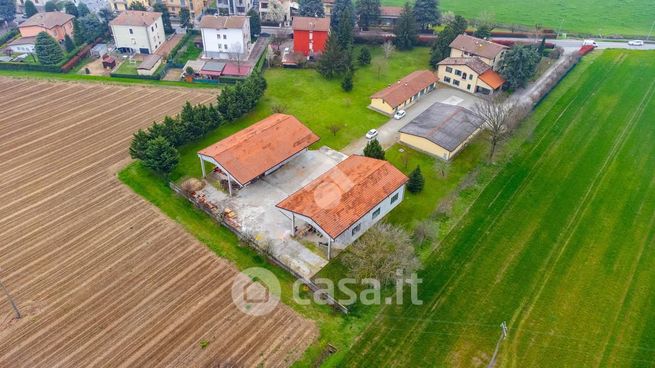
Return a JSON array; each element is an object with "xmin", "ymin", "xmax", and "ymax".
[
  {"xmin": 399, "ymin": 102, "xmax": 482, "ymax": 152},
  {"xmin": 202, "ymin": 61, "xmax": 226, "ymax": 72}
]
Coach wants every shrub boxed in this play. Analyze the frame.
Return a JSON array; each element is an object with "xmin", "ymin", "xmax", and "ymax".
[
  {"xmin": 407, "ymin": 165, "xmax": 424, "ymax": 193},
  {"xmin": 142, "ymin": 136, "xmax": 180, "ymax": 175},
  {"xmin": 363, "ymin": 139, "xmax": 385, "ymax": 160}
]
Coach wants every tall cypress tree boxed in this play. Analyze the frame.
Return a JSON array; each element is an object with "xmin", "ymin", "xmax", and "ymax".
[
  {"xmin": 413, "ymin": 0, "xmax": 439, "ymax": 30},
  {"xmin": 23, "ymin": 0, "xmax": 37, "ymax": 17},
  {"xmin": 330, "ymin": 0, "xmax": 353, "ymax": 30},
  {"xmin": 356, "ymin": 0, "xmax": 380, "ymax": 30},
  {"xmin": 153, "ymin": 3, "xmax": 174, "ymax": 34},
  {"xmin": 336, "ymin": 4, "xmax": 354, "ymax": 49}
]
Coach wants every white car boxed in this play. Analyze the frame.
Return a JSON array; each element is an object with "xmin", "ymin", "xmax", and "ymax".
[
  {"xmin": 393, "ymin": 110, "xmax": 407, "ymax": 120},
  {"xmin": 582, "ymin": 39, "xmax": 598, "ymax": 47},
  {"xmin": 365, "ymin": 129, "xmax": 379, "ymax": 140},
  {"xmin": 628, "ymin": 40, "xmax": 644, "ymax": 46}
]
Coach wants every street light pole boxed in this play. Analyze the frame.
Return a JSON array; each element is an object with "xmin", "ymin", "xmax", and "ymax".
[
  {"xmin": 0, "ymin": 271, "xmax": 21, "ymax": 320},
  {"xmin": 647, "ymin": 20, "xmax": 655, "ymax": 41}
]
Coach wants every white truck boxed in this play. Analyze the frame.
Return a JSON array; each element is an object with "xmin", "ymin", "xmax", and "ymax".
[{"xmin": 582, "ymin": 39, "xmax": 599, "ymax": 48}]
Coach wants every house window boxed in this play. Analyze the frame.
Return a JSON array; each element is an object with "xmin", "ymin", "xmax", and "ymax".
[
  {"xmin": 462, "ymin": 72, "xmax": 467, "ymax": 79},
  {"xmin": 129, "ymin": 28, "xmax": 133, "ymax": 34},
  {"xmin": 467, "ymin": 84, "xmax": 471, "ymax": 90},
  {"xmin": 372, "ymin": 207, "xmax": 381, "ymax": 219},
  {"xmin": 444, "ymin": 76, "xmax": 451, "ymax": 83},
  {"xmin": 217, "ymin": 34, "xmax": 220, "ymax": 39},
  {"xmin": 453, "ymin": 80, "xmax": 460, "ymax": 86},
  {"xmin": 131, "ymin": 38, "xmax": 136, "ymax": 44},
  {"xmin": 151, "ymin": 26, "xmax": 154, "ymax": 31},
  {"xmin": 224, "ymin": 44, "xmax": 228, "ymax": 49},
  {"xmin": 390, "ymin": 192, "xmax": 399, "ymax": 204},
  {"xmin": 223, "ymin": 35, "xmax": 227, "ymax": 39},
  {"xmin": 454, "ymin": 69, "xmax": 462, "ymax": 76},
  {"xmin": 445, "ymin": 66, "xmax": 453, "ymax": 73},
  {"xmin": 469, "ymin": 74, "xmax": 473, "ymax": 80},
  {"xmin": 351, "ymin": 223, "xmax": 362, "ymax": 236}
]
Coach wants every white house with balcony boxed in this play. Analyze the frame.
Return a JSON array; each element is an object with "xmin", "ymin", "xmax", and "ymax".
[
  {"xmin": 109, "ymin": 11, "xmax": 165, "ymax": 55},
  {"xmin": 215, "ymin": 0, "xmax": 253, "ymax": 15},
  {"xmin": 199, "ymin": 15, "xmax": 251, "ymax": 60}
]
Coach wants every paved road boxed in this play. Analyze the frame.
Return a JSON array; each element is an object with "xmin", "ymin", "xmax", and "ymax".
[
  {"xmin": 494, "ymin": 37, "xmax": 655, "ymax": 53},
  {"xmin": 342, "ymin": 88, "xmax": 481, "ymax": 155}
]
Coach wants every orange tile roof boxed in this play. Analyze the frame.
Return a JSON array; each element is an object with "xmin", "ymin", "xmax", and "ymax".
[
  {"xmin": 276, "ymin": 156, "xmax": 408, "ymax": 239},
  {"xmin": 478, "ymin": 69, "xmax": 505, "ymax": 89},
  {"xmin": 380, "ymin": 6, "xmax": 402, "ymax": 17},
  {"xmin": 198, "ymin": 114, "xmax": 319, "ymax": 185},
  {"xmin": 110, "ymin": 11, "xmax": 162, "ymax": 27},
  {"xmin": 371, "ymin": 70, "xmax": 437, "ymax": 108},
  {"xmin": 292, "ymin": 17, "xmax": 330, "ymax": 32},
  {"xmin": 449, "ymin": 34, "xmax": 507, "ymax": 59}
]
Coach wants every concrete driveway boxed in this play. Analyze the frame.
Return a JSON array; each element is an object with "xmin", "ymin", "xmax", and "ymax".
[{"xmin": 342, "ymin": 87, "xmax": 483, "ymax": 155}]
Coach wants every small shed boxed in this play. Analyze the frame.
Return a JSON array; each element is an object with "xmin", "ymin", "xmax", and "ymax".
[
  {"xmin": 199, "ymin": 61, "xmax": 225, "ymax": 79},
  {"xmin": 90, "ymin": 43, "xmax": 108, "ymax": 58},
  {"xmin": 102, "ymin": 54, "xmax": 116, "ymax": 69},
  {"xmin": 7, "ymin": 36, "xmax": 36, "ymax": 54},
  {"xmin": 137, "ymin": 54, "xmax": 163, "ymax": 76},
  {"xmin": 181, "ymin": 59, "xmax": 206, "ymax": 77}
]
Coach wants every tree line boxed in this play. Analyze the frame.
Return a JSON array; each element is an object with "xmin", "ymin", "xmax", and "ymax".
[{"xmin": 129, "ymin": 73, "xmax": 267, "ymax": 176}]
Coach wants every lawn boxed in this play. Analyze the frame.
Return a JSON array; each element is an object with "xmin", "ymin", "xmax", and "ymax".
[
  {"xmin": 170, "ymin": 46, "xmax": 431, "ymax": 181},
  {"xmin": 380, "ymin": 0, "xmax": 655, "ymax": 37},
  {"xmin": 173, "ymin": 36, "xmax": 202, "ymax": 65},
  {"xmin": 114, "ymin": 60, "xmax": 139, "ymax": 75},
  {"xmin": 341, "ymin": 49, "xmax": 655, "ymax": 367}
]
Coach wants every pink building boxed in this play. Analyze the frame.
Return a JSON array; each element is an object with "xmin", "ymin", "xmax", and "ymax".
[{"xmin": 18, "ymin": 12, "xmax": 75, "ymax": 42}]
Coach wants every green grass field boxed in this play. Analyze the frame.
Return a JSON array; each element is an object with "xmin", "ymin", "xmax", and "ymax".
[
  {"xmin": 381, "ymin": 0, "xmax": 654, "ymax": 36},
  {"xmin": 341, "ymin": 50, "xmax": 655, "ymax": 367}
]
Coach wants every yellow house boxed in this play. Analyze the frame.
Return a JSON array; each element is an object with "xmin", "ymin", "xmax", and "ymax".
[
  {"xmin": 449, "ymin": 34, "xmax": 507, "ymax": 69},
  {"xmin": 437, "ymin": 57, "xmax": 505, "ymax": 95},
  {"xmin": 369, "ymin": 70, "xmax": 438, "ymax": 115},
  {"xmin": 399, "ymin": 102, "xmax": 482, "ymax": 160}
]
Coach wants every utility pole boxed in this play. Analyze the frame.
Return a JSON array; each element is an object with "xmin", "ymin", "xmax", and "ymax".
[
  {"xmin": 0, "ymin": 270, "xmax": 21, "ymax": 320},
  {"xmin": 487, "ymin": 321, "xmax": 508, "ymax": 368},
  {"xmin": 647, "ymin": 20, "xmax": 655, "ymax": 41}
]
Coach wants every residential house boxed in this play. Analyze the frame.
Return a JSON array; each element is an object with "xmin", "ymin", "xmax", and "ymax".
[
  {"xmin": 322, "ymin": 0, "xmax": 333, "ymax": 16},
  {"xmin": 108, "ymin": 0, "xmax": 154, "ymax": 12},
  {"xmin": 7, "ymin": 37, "xmax": 37, "ymax": 54},
  {"xmin": 110, "ymin": 11, "xmax": 165, "ymax": 54},
  {"xmin": 161, "ymin": 0, "xmax": 207, "ymax": 17},
  {"xmin": 436, "ymin": 56, "xmax": 505, "ymax": 95},
  {"xmin": 448, "ymin": 34, "xmax": 507, "ymax": 69},
  {"xmin": 200, "ymin": 15, "xmax": 251, "ymax": 59},
  {"xmin": 369, "ymin": 70, "xmax": 438, "ymax": 115},
  {"xmin": 197, "ymin": 114, "xmax": 320, "ymax": 195},
  {"xmin": 378, "ymin": 6, "xmax": 401, "ymax": 28},
  {"xmin": 292, "ymin": 16, "xmax": 329, "ymax": 57},
  {"xmin": 399, "ymin": 102, "xmax": 483, "ymax": 160},
  {"xmin": 18, "ymin": 12, "xmax": 74, "ymax": 42},
  {"xmin": 276, "ymin": 155, "xmax": 408, "ymax": 258},
  {"xmin": 215, "ymin": 0, "xmax": 253, "ymax": 15}
]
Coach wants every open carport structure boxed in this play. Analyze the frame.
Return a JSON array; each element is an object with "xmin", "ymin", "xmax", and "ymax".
[{"xmin": 197, "ymin": 113, "xmax": 320, "ymax": 195}]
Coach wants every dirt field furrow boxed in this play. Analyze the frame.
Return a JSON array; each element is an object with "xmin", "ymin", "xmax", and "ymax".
[{"xmin": 0, "ymin": 78, "xmax": 317, "ymax": 368}]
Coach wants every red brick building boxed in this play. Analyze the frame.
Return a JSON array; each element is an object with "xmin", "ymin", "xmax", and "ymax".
[{"xmin": 292, "ymin": 17, "xmax": 330, "ymax": 57}]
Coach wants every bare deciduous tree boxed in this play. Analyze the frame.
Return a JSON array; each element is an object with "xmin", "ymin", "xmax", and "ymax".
[
  {"xmin": 470, "ymin": 96, "xmax": 522, "ymax": 161},
  {"xmin": 382, "ymin": 40, "xmax": 395, "ymax": 59},
  {"xmin": 327, "ymin": 124, "xmax": 342, "ymax": 136},
  {"xmin": 341, "ymin": 223, "xmax": 420, "ymax": 286},
  {"xmin": 266, "ymin": 0, "xmax": 286, "ymax": 24},
  {"xmin": 412, "ymin": 220, "xmax": 438, "ymax": 246},
  {"xmin": 434, "ymin": 159, "xmax": 451, "ymax": 178}
]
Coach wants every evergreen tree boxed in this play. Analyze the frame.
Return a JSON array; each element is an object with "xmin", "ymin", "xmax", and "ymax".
[
  {"xmin": 394, "ymin": 2, "xmax": 417, "ymax": 50},
  {"xmin": 35, "ymin": 31, "xmax": 64, "ymax": 65},
  {"xmin": 129, "ymin": 129, "xmax": 152, "ymax": 160},
  {"xmin": 537, "ymin": 36, "xmax": 546, "ymax": 55},
  {"xmin": 153, "ymin": 3, "xmax": 174, "ymax": 34},
  {"xmin": 77, "ymin": 14, "xmax": 103, "ymax": 43},
  {"xmin": 341, "ymin": 70, "xmax": 353, "ymax": 91},
  {"xmin": 179, "ymin": 7, "xmax": 191, "ymax": 30},
  {"xmin": 407, "ymin": 165, "xmax": 424, "ymax": 193},
  {"xmin": 473, "ymin": 24, "xmax": 492, "ymax": 39},
  {"xmin": 330, "ymin": 0, "xmax": 353, "ymax": 30},
  {"xmin": 428, "ymin": 39, "xmax": 445, "ymax": 69},
  {"xmin": 72, "ymin": 19, "xmax": 83, "ymax": 45},
  {"xmin": 246, "ymin": 8, "xmax": 260, "ymax": 38},
  {"xmin": 448, "ymin": 14, "xmax": 468, "ymax": 35},
  {"xmin": 498, "ymin": 45, "xmax": 540, "ymax": 89},
  {"xmin": 358, "ymin": 47, "xmax": 371, "ymax": 65},
  {"xmin": 128, "ymin": 1, "xmax": 146, "ymax": 10},
  {"xmin": 298, "ymin": 0, "xmax": 324, "ymax": 17},
  {"xmin": 336, "ymin": 4, "xmax": 354, "ymax": 49},
  {"xmin": 64, "ymin": 34, "xmax": 75, "ymax": 52},
  {"xmin": 143, "ymin": 136, "xmax": 179, "ymax": 175},
  {"xmin": 77, "ymin": 2, "xmax": 90, "ymax": 16},
  {"xmin": 98, "ymin": 8, "xmax": 114, "ymax": 34},
  {"xmin": 64, "ymin": 1, "xmax": 78, "ymax": 16},
  {"xmin": 429, "ymin": 14, "xmax": 467, "ymax": 68},
  {"xmin": 413, "ymin": 0, "xmax": 439, "ymax": 30},
  {"xmin": 363, "ymin": 139, "xmax": 385, "ymax": 160},
  {"xmin": 356, "ymin": 0, "xmax": 380, "ymax": 30},
  {"xmin": 23, "ymin": 0, "xmax": 37, "ymax": 17},
  {"xmin": 0, "ymin": 0, "xmax": 16, "ymax": 22},
  {"xmin": 317, "ymin": 33, "xmax": 348, "ymax": 78},
  {"xmin": 44, "ymin": 0, "xmax": 57, "ymax": 12}
]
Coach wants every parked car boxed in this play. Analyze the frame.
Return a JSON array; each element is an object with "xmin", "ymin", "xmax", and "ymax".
[
  {"xmin": 365, "ymin": 129, "xmax": 379, "ymax": 140},
  {"xmin": 393, "ymin": 110, "xmax": 407, "ymax": 120},
  {"xmin": 582, "ymin": 39, "xmax": 598, "ymax": 48},
  {"xmin": 628, "ymin": 40, "xmax": 644, "ymax": 46}
]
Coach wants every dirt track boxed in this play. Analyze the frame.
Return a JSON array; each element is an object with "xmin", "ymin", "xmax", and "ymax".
[{"xmin": 0, "ymin": 78, "xmax": 317, "ymax": 367}]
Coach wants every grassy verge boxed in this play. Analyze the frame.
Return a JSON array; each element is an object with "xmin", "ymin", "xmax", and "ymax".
[{"xmin": 0, "ymin": 69, "xmax": 219, "ymax": 88}]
